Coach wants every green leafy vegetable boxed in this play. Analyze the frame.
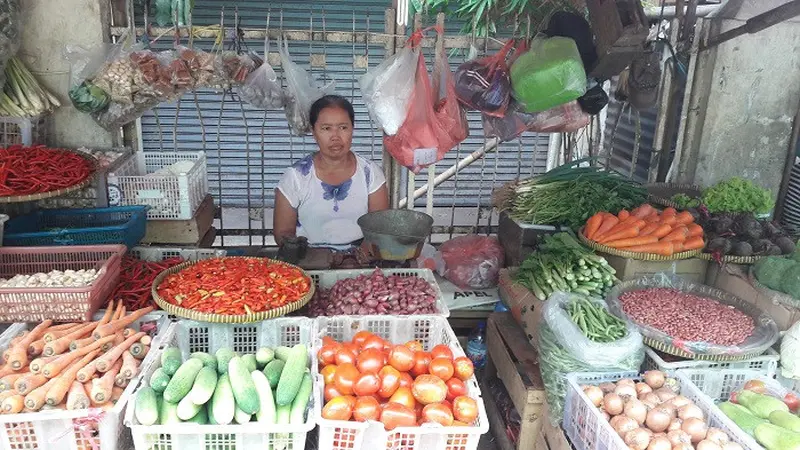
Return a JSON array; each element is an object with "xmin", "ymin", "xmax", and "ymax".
[
  {"xmin": 702, "ymin": 177, "xmax": 774, "ymax": 215},
  {"xmin": 69, "ymin": 81, "xmax": 109, "ymax": 114},
  {"xmin": 670, "ymin": 193, "xmax": 701, "ymax": 209}
]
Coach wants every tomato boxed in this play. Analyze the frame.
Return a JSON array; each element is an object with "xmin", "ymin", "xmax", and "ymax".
[
  {"xmin": 398, "ymin": 372, "xmax": 414, "ymax": 389},
  {"xmin": 452, "ymin": 396, "xmax": 479, "ymax": 424},
  {"xmin": 786, "ymin": 392, "xmax": 800, "ymax": 413},
  {"xmin": 453, "ymin": 357, "xmax": 474, "ymax": 381},
  {"xmin": 430, "ymin": 344, "xmax": 454, "ymax": 361},
  {"xmin": 380, "ymin": 402, "xmax": 416, "ymax": 430},
  {"xmin": 389, "ymin": 387, "xmax": 416, "ymax": 409},
  {"xmin": 353, "ymin": 396, "xmax": 381, "ymax": 422},
  {"xmin": 378, "ymin": 366, "xmax": 402, "ymax": 398},
  {"xmin": 352, "ymin": 330, "xmax": 374, "ymax": 347},
  {"xmin": 405, "ymin": 340, "xmax": 424, "ymax": 352},
  {"xmin": 335, "ymin": 347, "xmax": 357, "ymax": 366},
  {"xmin": 429, "ymin": 358, "xmax": 454, "ymax": 381},
  {"xmin": 334, "ymin": 363, "xmax": 360, "ymax": 395},
  {"xmin": 412, "ymin": 374, "xmax": 448, "ymax": 405},
  {"xmin": 362, "ymin": 335, "xmax": 386, "ymax": 352},
  {"xmin": 743, "ymin": 379, "xmax": 767, "ymax": 394},
  {"xmin": 321, "ymin": 364, "xmax": 337, "ymax": 386},
  {"xmin": 446, "ymin": 377, "xmax": 468, "ymax": 401},
  {"xmin": 322, "ymin": 395, "xmax": 356, "ymax": 421},
  {"xmin": 342, "ymin": 342, "xmax": 361, "ymax": 357},
  {"xmin": 318, "ymin": 345, "xmax": 339, "ymax": 367},
  {"xmin": 411, "ymin": 352, "xmax": 432, "ymax": 377},
  {"xmin": 353, "ymin": 372, "xmax": 381, "ymax": 397},
  {"xmin": 422, "ymin": 403, "xmax": 454, "ymax": 426},
  {"xmin": 356, "ymin": 348, "xmax": 384, "ymax": 374},
  {"xmin": 441, "ymin": 399, "xmax": 453, "ymax": 411},
  {"xmin": 322, "ymin": 336, "xmax": 340, "ymax": 347},
  {"xmin": 324, "ymin": 384, "xmax": 344, "ymax": 402},
  {"xmin": 388, "ymin": 345, "xmax": 415, "ymax": 372}
]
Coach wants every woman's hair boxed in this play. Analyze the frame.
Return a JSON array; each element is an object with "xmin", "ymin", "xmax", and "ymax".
[{"xmin": 309, "ymin": 95, "xmax": 355, "ymax": 127}]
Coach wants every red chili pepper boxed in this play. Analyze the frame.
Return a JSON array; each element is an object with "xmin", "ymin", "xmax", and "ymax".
[
  {"xmin": 0, "ymin": 146, "xmax": 94, "ymax": 197},
  {"xmin": 105, "ymin": 255, "xmax": 186, "ymax": 310}
]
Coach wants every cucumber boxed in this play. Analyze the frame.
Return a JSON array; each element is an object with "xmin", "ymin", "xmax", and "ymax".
[
  {"xmin": 255, "ymin": 347, "xmax": 274, "ymax": 368},
  {"xmin": 149, "ymin": 367, "xmax": 171, "ymax": 394},
  {"xmin": 160, "ymin": 348, "xmax": 183, "ymax": 376},
  {"xmin": 159, "ymin": 399, "xmax": 180, "ymax": 425},
  {"xmin": 275, "ymin": 403, "xmax": 292, "ymax": 450},
  {"xmin": 252, "ymin": 370, "xmax": 276, "ymax": 424},
  {"xmin": 274, "ymin": 346, "xmax": 292, "ymax": 362},
  {"xmin": 134, "ymin": 386, "xmax": 159, "ymax": 426},
  {"xmin": 210, "ymin": 373, "xmax": 235, "ymax": 425},
  {"xmin": 234, "ymin": 404, "xmax": 252, "ymax": 424},
  {"xmin": 242, "ymin": 354, "xmax": 258, "ymax": 373},
  {"xmin": 216, "ymin": 348, "xmax": 236, "ymax": 375},
  {"xmin": 190, "ymin": 352, "xmax": 217, "ymax": 369},
  {"xmin": 189, "ymin": 366, "xmax": 218, "ymax": 405},
  {"xmin": 263, "ymin": 359, "xmax": 285, "ymax": 389},
  {"xmin": 183, "ymin": 406, "xmax": 208, "ymax": 424},
  {"xmin": 177, "ymin": 394, "xmax": 202, "ymax": 420},
  {"xmin": 289, "ymin": 373, "xmax": 313, "ymax": 424},
  {"xmin": 163, "ymin": 358, "xmax": 204, "ymax": 403},
  {"xmin": 227, "ymin": 356, "xmax": 260, "ymax": 415},
  {"xmin": 275, "ymin": 345, "xmax": 308, "ymax": 406}
]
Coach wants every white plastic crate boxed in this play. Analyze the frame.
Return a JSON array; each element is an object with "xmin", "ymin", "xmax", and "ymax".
[
  {"xmin": 564, "ymin": 371, "xmax": 752, "ymax": 450},
  {"xmin": 0, "ymin": 311, "xmax": 170, "ymax": 450},
  {"xmin": 314, "ymin": 315, "xmax": 489, "ymax": 450},
  {"xmin": 125, "ymin": 317, "xmax": 317, "ymax": 450},
  {"xmin": 129, "ymin": 246, "xmax": 226, "ymax": 262},
  {"xmin": 308, "ymin": 268, "xmax": 450, "ymax": 317},
  {"xmin": 643, "ymin": 347, "xmax": 780, "ymax": 377},
  {"xmin": 107, "ymin": 151, "xmax": 208, "ymax": 220},
  {"xmin": 0, "ymin": 116, "xmax": 48, "ymax": 147}
]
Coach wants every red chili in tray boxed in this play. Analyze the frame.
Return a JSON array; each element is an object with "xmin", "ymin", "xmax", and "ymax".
[
  {"xmin": 106, "ymin": 255, "xmax": 185, "ymax": 310},
  {"xmin": 0, "ymin": 145, "xmax": 94, "ymax": 197}
]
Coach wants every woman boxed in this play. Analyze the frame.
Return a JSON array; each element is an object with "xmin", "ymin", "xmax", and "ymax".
[{"xmin": 274, "ymin": 95, "xmax": 389, "ymax": 249}]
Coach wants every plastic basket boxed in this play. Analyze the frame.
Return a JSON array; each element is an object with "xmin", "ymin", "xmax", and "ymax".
[
  {"xmin": 563, "ymin": 371, "xmax": 752, "ymax": 450},
  {"xmin": 0, "ymin": 310, "xmax": 170, "ymax": 450},
  {"xmin": 314, "ymin": 315, "xmax": 489, "ymax": 450},
  {"xmin": 0, "ymin": 116, "xmax": 48, "ymax": 147},
  {"xmin": 308, "ymin": 268, "xmax": 450, "ymax": 317},
  {"xmin": 0, "ymin": 245, "xmax": 126, "ymax": 322},
  {"xmin": 125, "ymin": 317, "xmax": 317, "ymax": 450},
  {"xmin": 643, "ymin": 347, "xmax": 780, "ymax": 377},
  {"xmin": 129, "ymin": 246, "xmax": 226, "ymax": 262},
  {"xmin": 107, "ymin": 151, "xmax": 208, "ymax": 220},
  {"xmin": 4, "ymin": 206, "xmax": 147, "ymax": 248}
]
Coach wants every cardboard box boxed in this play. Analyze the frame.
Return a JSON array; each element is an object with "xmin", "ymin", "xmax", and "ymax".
[
  {"xmin": 498, "ymin": 268, "xmax": 544, "ymax": 349},
  {"xmin": 602, "ymin": 253, "xmax": 709, "ymax": 284},
  {"xmin": 142, "ymin": 194, "xmax": 215, "ymax": 245}
]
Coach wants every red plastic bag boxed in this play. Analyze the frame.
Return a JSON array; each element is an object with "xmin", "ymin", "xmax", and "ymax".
[
  {"xmin": 383, "ymin": 27, "xmax": 468, "ymax": 173},
  {"xmin": 440, "ymin": 235, "xmax": 504, "ymax": 290},
  {"xmin": 454, "ymin": 39, "xmax": 514, "ymax": 117}
]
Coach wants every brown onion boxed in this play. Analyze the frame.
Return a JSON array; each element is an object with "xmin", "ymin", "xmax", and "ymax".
[
  {"xmin": 668, "ymin": 395, "xmax": 691, "ymax": 409},
  {"xmin": 647, "ymin": 436, "xmax": 672, "ymax": 450},
  {"xmin": 599, "ymin": 382, "xmax": 617, "ymax": 394},
  {"xmin": 644, "ymin": 371, "xmax": 666, "ymax": 389},
  {"xmin": 678, "ymin": 404, "xmax": 704, "ymax": 421},
  {"xmin": 646, "ymin": 409, "xmax": 672, "ymax": 433},
  {"xmin": 636, "ymin": 382, "xmax": 654, "ymax": 396},
  {"xmin": 721, "ymin": 442, "xmax": 744, "ymax": 450},
  {"xmin": 667, "ymin": 418, "xmax": 683, "ymax": 431},
  {"xmin": 682, "ymin": 417, "xmax": 708, "ymax": 443},
  {"xmin": 612, "ymin": 416, "xmax": 639, "ymax": 437},
  {"xmin": 584, "ymin": 385, "xmax": 604, "ymax": 407},
  {"xmin": 696, "ymin": 440, "xmax": 722, "ymax": 450},
  {"xmin": 615, "ymin": 384, "xmax": 637, "ymax": 400},
  {"xmin": 625, "ymin": 428, "xmax": 652, "ymax": 450},
  {"xmin": 672, "ymin": 445, "xmax": 693, "ymax": 450},
  {"xmin": 656, "ymin": 388, "xmax": 677, "ymax": 403},
  {"xmin": 604, "ymin": 393, "xmax": 625, "ymax": 416},
  {"xmin": 667, "ymin": 430, "xmax": 691, "ymax": 446},
  {"xmin": 624, "ymin": 399, "xmax": 648, "ymax": 425},
  {"xmin": 705, "ymin": 428, "xmax": 729, "ymax": 445}
]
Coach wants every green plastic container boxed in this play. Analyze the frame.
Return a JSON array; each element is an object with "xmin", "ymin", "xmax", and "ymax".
[{"xmin": 510, "ymin": 37, "xmax": 587, "ymax": 113}]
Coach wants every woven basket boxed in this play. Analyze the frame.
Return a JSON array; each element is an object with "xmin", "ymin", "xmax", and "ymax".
[
  {"xmin": 152, "ymin": 257, "xmax": 315, "ymax": 323},
  {"xmin": 0, "ymin": 149, "xmax": 97, "ymax": 204},
  {"xmin": 697, "ymin": 252, "xmax": 766, "ymax": 265},
  {"xmin": 579, "ymin": 228, "xmax": 701, "ymax": 261},
  {"xmin": 646, "ymin": 182, "xmax": 702, "ymax": 209}
]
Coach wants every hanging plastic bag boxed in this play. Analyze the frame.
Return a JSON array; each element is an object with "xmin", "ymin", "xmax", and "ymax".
[
  {"xmin": 383, "ymin": 27, "xmax": 468, "ymax": 173},
  {"xmin": 238, "ymin": 38, "xmax": 285, "ymax": 109},
  {"xmin": 482, "ymin": 99, "xmax": 590, "ymax": 141},
  {"xmin": 510, "ymin": 37, "xmax": 587, "ymax": 113},
  {"xmin": 280, "ymin": 38, "xmax": 336, "ymax": 136},
  {"xmin": 439, "ymin": 235, "xmax": 504, "ymax": 289},
  {"xmin": 359, "ymin": 44, "xmax": 419, "ymax": 135},
  {"xmin": 65, "ymin": 42, "xmax": 119, "ymax": 114},
  {"xmin": 577, "ymin": 83, "xmax": 609, "ymax": 115},
  {"xmin": 454, "ymin": 39, "xmax": 513, "ymax": 117},
  {"xmin": 628, "ymin": 45, "xmax": 662, "ymax": 110}
]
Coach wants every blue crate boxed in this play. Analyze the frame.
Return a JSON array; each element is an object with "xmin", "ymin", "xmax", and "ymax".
[{"xmin": 3, "ymin": 206, "xmax": 148, "ymax": 248}]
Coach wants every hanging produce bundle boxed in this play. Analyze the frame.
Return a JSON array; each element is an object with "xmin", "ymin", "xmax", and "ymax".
[
  {"xmin": 280, "ymin": 39, "xmax": 335, "ymax": 136},
  {"xmin": 0, "ymin": 145, "xmax": 94, "ymax": 198},
  {"xmin": 481, "ymin": 99, "xmax": 589, "ymax": 141},
  {"xmin": 0, "ymin": 57, "xmax": 61, "ymax": 117},
  {"xmin": 359, "ymin": 41, "xmax": 418, "ymax": 135},
  {"xmin": 453, "ymin": 39, "xmax": 513, "ymax": 117},
  {"xmin": 510, "ymin": 36, "xmax": 586, "ymax": 113},
  {"xmin": 700, "ymin": 212, "xmax": 794, "ymax": 258},
  {"xmin": 107, "ymin": 255, "xmax": 185, "ymax": 311}
]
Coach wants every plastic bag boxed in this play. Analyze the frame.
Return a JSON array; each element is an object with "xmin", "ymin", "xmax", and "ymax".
[
  {"xmin": 545, "ymin": 11, "xmax": 598, "ymax": 72},
  {"xmin": 577, "ymin": 83, "xmax": 609, "ymax": 115},
  {"xmin": 781, "ymin": 321, "xmax": 800, "ymax": 379},
  {"xmin": 280, "ymin": 39, "xmax": 336, "ymax": 136},
  {"xmin": 482, "ymin": 99, "xmax": 590, "ymax": 141},
  {"xmin": 454, "ymin": 39, "xmax": 513, "ymax": 117},
  {"xmin": 359, "ymin": 44, "xmax": 419, "ymax": 135},
  {"xmin": 538, "ymin": 292, "xmax": 644, "ymax": 425},
  {"xmin": 628, "ymin": 46, "xmax": 661, "ymax": 110},
  {"xmin": 415, "ymin": 243, "xmax": 445, "ymax": 273},
  {"xmin": 439, "ymin": 235, "xmax": 504, "ymax": 289},
  {"xmin": 510, "ymin": 37, "xmax": 587, "ymax": 113},
  {"xmin": 237, "ymin": 40, "xmax": 285, "ymax": 109},
  {"xmin": 0, "ymin": 0, "xmax": 20, "ymax": 89},
  {"xmin": 65, "ymin": 42, "xmax": 119, "ymax": 113}
]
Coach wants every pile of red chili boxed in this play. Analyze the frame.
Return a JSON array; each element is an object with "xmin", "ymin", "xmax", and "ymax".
[
  {"xmin": 106, "ymin": 255, "xmax": 185, "ymax": 310},
  {"xmin": 0, "ymin": 145, "xmax": 94, "ymax": 197},
  {"xmin": 155, "ymin": 257, "xmax": 311, "ymax": 315}
]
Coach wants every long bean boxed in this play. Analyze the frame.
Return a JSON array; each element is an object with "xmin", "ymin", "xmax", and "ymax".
[{"xmin": 566, "ymin": 297, "xmax": 628, "ymax": 343}]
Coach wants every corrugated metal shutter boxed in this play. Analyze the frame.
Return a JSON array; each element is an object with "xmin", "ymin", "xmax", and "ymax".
[{"xmin": 603, "ymin": 79, "xmax": 658, "ymax": 182}]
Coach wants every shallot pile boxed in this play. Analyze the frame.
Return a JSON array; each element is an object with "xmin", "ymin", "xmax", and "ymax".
[
  {"xmin": 582, "ymin": 371, "xmax": 743, "ymax": 450},
  {"xmin": 307, "ymin": 269, "xmax": 438, "ymax": 316},
  {"xmin": 0, "ymin": 269, "xmax": 100, "ymax": 288},
  {"xmin": 619, "ymin": 288, "xmax": 754, "ymax": 346}
]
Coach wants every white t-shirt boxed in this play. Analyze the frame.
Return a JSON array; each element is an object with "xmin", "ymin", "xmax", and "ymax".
[{"xmin": 277, "ymin": 153, "xmax": 386, "ymax": 248}]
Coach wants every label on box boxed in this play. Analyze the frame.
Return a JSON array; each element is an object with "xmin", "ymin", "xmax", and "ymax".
[{"xmin": 413, "ymin": 147, "xmax": 438, "ymax": 167}]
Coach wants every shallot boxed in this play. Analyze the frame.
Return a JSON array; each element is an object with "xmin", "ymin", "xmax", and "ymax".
[{"xmin": 0, "ymin": 269, "xmax": 100, "ymax": 288}]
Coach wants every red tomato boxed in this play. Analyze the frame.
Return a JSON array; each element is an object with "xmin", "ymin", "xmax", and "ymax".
[
  {"xmin": 356, "ymin": 348, "xmax": 384, "ymax": 374},
  {"xmin": 334, "ymin": 363, "xmax": 360, "ymax": 395},
  {"xmin": 322, "ymin": 336, "xmax": 340, "ymax": 347},
  {"xmin": 786, "ymin": 392, "xmax": 800, "ymax": 413},
  {"xmin": 743, "ymin": 379, "xmax": 767, "ymax": 394},
  {"xmin": 422, "ymin": 403, "xmax": 454, "ymax": 426},
  {"xmin": 453, "ymin": 357, "xmax": 474, "ymax": 381},
  {"xmin": 342, "ymin": 342, "xmax": 361, "ymax": 356},
  {"xmin": 452, "ymin": 396, "xmax": 479, "ymax": 424},
  {"xmin": 389, "ymin": 387, "xmax": 416, "ymax": 410},
  {"xmin": 388, "ymin": 345, "xmax": 415, "ymax": 372},
  {"xmin": 335, "ymin": 347, "xmax": 357, "ymax": 366},
  {"xmin": 405, "ymin": 340, "xmax": 424, "ymax": 352},
  {"xmin": 446, "ymin": 377, "xmax": 468, "ymax": 401},
  {"xmin": 321, "ymin": 364, "xmax": 337, "ymax": 386},
  {"xmin": 353, "ymin": 396, "xmax": 381, "ymax": 422},
  {"xmin": 353, "ymin": 372, "xmax": 381, "ymax": 397},
  {"xmin": 322, "ymin": 395, "xmax": 356, "ymax": 421},
  {"xmin": 380, "ymin": 403, "xmax": 416, "ymax": 430},
  {"xmin": 429, "ymin": 358, "xmax": 455, "ymax": 382},
  {"xmin": 441, "ymin": 399, "xmax": 453, "ymax": 411},
  {"xmin": 430, "ymin": 344, "xmax": 454, "ymax": 361},
  {"xmin": 411, "ymin": 352, "xmax": 432, "ymax": 377},
  {"xmin": 362, "ymin": 335, "xmax": 386, "ymax": 352},
  {"xmin": 378, "ymin": 366, "xmax": 402, "ymax": 398},
  {"xmin": 352, "ymin": 330, "xmax": 374, "ymax": 347},
  {"xmin": 324, "ymin": 384, "xmax": 343, "ymax": 402},
  {"xmin": 412, "ymin": 374, "xmax": 448, "ymax": 405},
  {"xmin": 398, "ymin": 372, "xmax": 414, "ymax": 389},
  {"xmin": 318, "ymin": 345, "xmax": 339, "ymax": 367}
]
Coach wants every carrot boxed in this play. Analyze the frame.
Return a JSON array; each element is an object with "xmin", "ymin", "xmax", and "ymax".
[
  {"xmin": 632, "ymin": 204, "xmax": 656, "ymax": 219},
  {"xmin": 43, "ymin": 324, "xmax": 82, "ymax": 343},
  {"xmin": 584, "ymin": 213, "xmax": 604, "ymax": 239},
  {"xmin": 651, "ymin": 224, "xmax": 673, "ymax": 239},
  {"xmin": 596, "ymin": 216, "xmax": 642, "ymax": 241},
  {"xmin": 139, "ymin": 335, "xmax": 152, "ymax": 346},
  {"xmin": 0, "ymin": 373, "xmax": 24, "ymax": 392},
  {"xmin": 70, "ymin": 336, "xmax": 95, "ymax": 352},
  {"xmin": 2, "ymin": 394, "xmax": 24, "ymax": 413},
  {"xmin": 96, "ymin": 332, "xmax": 145, "ymax": 373},
  {"xmin": 682, "ymin": 236, "xmax": 705, "ymax": 251},
  {"xmin": 8, "ymin": 330, "xmax": 30, "ymax": 348},
  {"xmin": 91, "ymin": 359, "xmax": 122, "ymax": 404},
  {"xmin": 66, "ymin": 381, "xmax": 90, "ymax": 410},
  {"xmin": 661, "ymin": 215, "xmax": 677, "ymax": 226},
  {"xmin": 108, "ymin": 332, "xmax": 125, "ymax": 351},
  {"xmin": 592, "ymin": 214, "xmax": 620, "ymax": 240},
  {"xmin": 618, "ymin": 209, "xmax": 631, "ymax": 221},
  {"xmin": 111, "ymin": 385, "xmax": 125, "ymax": 403},
  {"xmin": 661, "ymin": 226, "xmax": 689, "ymax": 243},
  {"xmin": 687, "ymin": 223, "xmax": 704, "ymax": 238},
  {"xmin": 43, "ymin": 323, "xmax": 96, "ymax": 357},
  {"xmin": 604, "ymin": 236, "xmax": 660, "ymax": 248},
  {"xmin": 674, "ymin": 211, "xmax": 694, "ymax": 225},
  {"xmin": 638, "ymin": 223, "xmax": 659, "ymax": 236},
  {"xmin": 46, "ymin": 350, "xmax": 99, "ymax": 406},
  {"xmin": 7, "ymin": 320, "xmax": 53, "ymax": 370},
  {"xmin": 15, "ymin": 373, "xmax": 48, "ymax": 395},
  {"xmin": 30, "ymin": 355, "xmax": 58, "ymax": 375},
  {"xmin": 644, "ymin": 213, "xmax": 662, "ymax": 223},
  {"xmin": 0, "ymin": 390, "xmax": 16, "ymax": 405},
  {"xmin": 98, "ymin": 301, "xmax": 115, "ymax": 327},
  {"xmin": 120, "ymin": 351, "xmax": 140, "ymax": 380},
  {"xmin": 24, "ymin": 377, "xmax": 58, "ymax": 411},
  {"xmin": 131, "ymin": 345, "xmax": 149, "ymax": 361},
  {"xmin": 76, "ymin": 360, "xmax": 98, "ymax": 384},
  {"xmin": 121, "ymin": 328, "xmax": 138, "ymax": 339},
  {"xmin": 42, "ymin": 335, "xmax": 115, "ymax": 379},
  {"xmin": 662, "ymin": 207, "xmax": 677, "ymax": 216},
  {"xmin": 626, "ymin": 242, "xmax": 675, "ymax": 256},
  {"xmin": 93, "ymin": 308, "xmax": 153, "ymax": 341}
]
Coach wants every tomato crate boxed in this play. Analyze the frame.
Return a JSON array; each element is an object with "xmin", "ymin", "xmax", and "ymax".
[
  {"xmin": 125, "ymin": 317, "xmax": 318, "ymax": 450},
  {"xmin": 643, "ymin": 347, "xmax": 780, "ymax": 377},
  {"xmin": 0, "ymin": 311, "xmax": 169, "ymax": 450},
  {"xmin": 313, "ymin": 315, "xmax": 489, "ymax": 450}
]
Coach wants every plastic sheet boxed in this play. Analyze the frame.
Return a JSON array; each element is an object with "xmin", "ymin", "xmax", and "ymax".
[
  {"xmin": 280, "ymin": 39, "xmax": 336, "ymax": 136},
  {"xmin": 481, "ymin": 99, "xmax": 590, "ymax": 141},
  {"xmin": 439, "ymin": 235, "xmax": 504, "ymax": 289},
  {"xmin": 510, "ymin": 37, "xmax": 587, "ymax": 113},
  {"xmin": 453, "ymin": 40, "xmax": 513, "ymax": 117},
  {"xmin": 237, "ymin": 43, "xmax": 285, "ymax": 109},
  {"xmin": 359, "ymin": 45, "xmax": 419, "ymax": 135}
]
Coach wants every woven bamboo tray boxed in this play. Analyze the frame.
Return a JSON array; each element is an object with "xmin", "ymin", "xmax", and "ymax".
[
  {"xmin": 697, "ymin": 252, "xmax": 766, "ymax": 265},
  {"xmin": 579, "ymin": 228, "xmax": 701, "ymax": 261},
  {"xmin": 0, "ymin": 149, "xmax": 97, "ymax": 204},
  {"xmin": 645, "ymin": 182, "xmax": 702, "ymax": 209},
  {"xmin": 152, "ymin": 257, "xmax": 315, "ymax": 323}
]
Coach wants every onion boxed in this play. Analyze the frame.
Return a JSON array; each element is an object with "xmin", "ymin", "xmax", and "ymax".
[
  {"xmin": 646, "ymin": 409, "xmax": 672, "ymax": 433},
  {"xmin": 668, "ymin": 395, "xmax": 692, "ymax": 409},
  {"xmin": 696, "ymin": 440, "xmax": 722, "ymax": 450},
  {"xmin": 599, "ymin": 382, "xmax": 617, "ymax": 394},
  {"xmin": 673, "ymin": 444, "xmax": 694, "ymax": 450},
  {"xmin": 667, "ymin": 430, "xmax": 691, "ymax": 446},
  {"xmin": 705, "ymin": 428, "xmax": 729, "ymax": 445},
  {"xmin": 636, "ymin": 382, "xmax": 654, "ymax": 396},
  {"xmin": 612, "ymin": 416, "xmax": 639, "ymax": 437},
  {"xmin": 615, "ymin": 384, "xmax": 637, "ymax": 400},
  {"xmin": 584, "ymin": 386, "xmax": 604, "ymax": 407},
  {"xmin": 601, "ymin": 410, "xmax": 611, "ymax": 421},
  {"xmin": 647, "ymin": 436, "xmax": 672, "ymax": 450},
  {"xmin": 657, "ymin": 403, "xmax": 677, "ymax": 419},
  {"xmin": 610, "ymin": 415, "xmax": 627, "ymax": 429},
  {"xmin": 656, "ymin": 388, "xmax": 677, "ymax": 403},
  {"xmin": 721, "ymin": 442, "xmax": 744, "ymax": 450},
  {"xmin": 604, "ymin": 393, "xmax": 625, "ymax": 416},
  {"xmin": 624, "ymin": 399, "xmax": 649, "ymax": 425},
  {"xmin": 640, "ymin": 392, "xmax": 661, "ymax": 404},
  {"xmin": 682, "ymin": 417, "xmax": 708, "ymax": 443},
  {"xmin": 678, "ymin": 404, "xmax": 704, "ymax": 421},
  {"xmin": 667, "ymin": 418, "xmax": 683, "ymax": 431},
  {"xmin": 644, "ymin": 371, "xmax": 667, "ymax": 389},
  {"xmin": 618, "ymin": 378, "xmax": 636, "ymax": 388},
  {"xmin": 625, "ymin": 428, "xmax": 652, "ymax": 450}
]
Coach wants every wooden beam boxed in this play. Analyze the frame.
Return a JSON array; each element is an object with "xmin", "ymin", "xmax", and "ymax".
[{"xmin": 701, "ymin": 0, "xmax": 800, "ymax": 50}]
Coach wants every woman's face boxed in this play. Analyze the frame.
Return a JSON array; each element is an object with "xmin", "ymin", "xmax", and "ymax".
[{"xmin": 312, "ymin": 106, "xmax": 353, "ymax": 159}]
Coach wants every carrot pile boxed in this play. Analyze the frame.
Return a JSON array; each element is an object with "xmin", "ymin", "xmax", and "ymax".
[
  {"xmin": 0, "ymin": 301, "xmax": 156, "ymax": 414},
  {"xmin": 583, "ymin": 204, "xmax": 705, "ymax": 257}
]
